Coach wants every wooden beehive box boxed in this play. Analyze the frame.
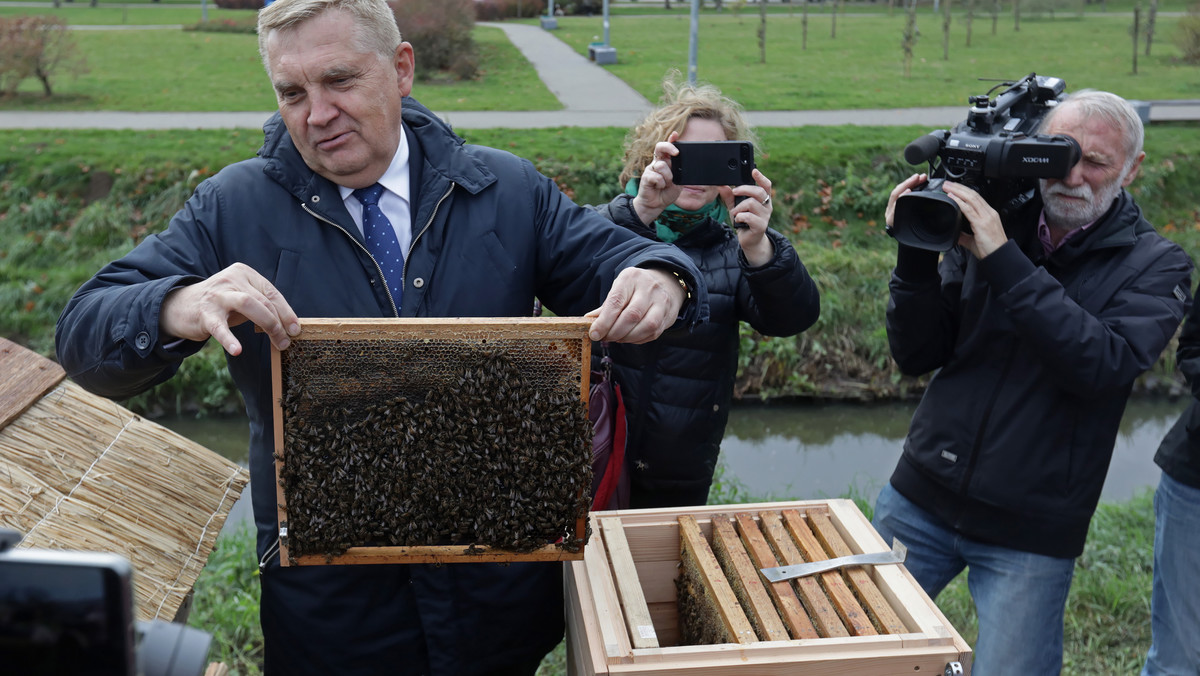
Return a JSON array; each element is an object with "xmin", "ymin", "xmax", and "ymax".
[
  {"xmin": 566, "ymin": 499, "xmax": 972, "ymax": 675},
  {"xmin": 271, "ymin": 317, "xmax": 594, "ymax": 566}
]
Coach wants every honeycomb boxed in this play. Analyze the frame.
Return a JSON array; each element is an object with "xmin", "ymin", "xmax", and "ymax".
[{"xmin": 274, "ymin": 320, "xmax": 593, "ymax": 563}]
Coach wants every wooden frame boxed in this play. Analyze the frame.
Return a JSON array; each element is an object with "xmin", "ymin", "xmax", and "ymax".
[
  {"xmin": 270, "ymin": 317, "xmax": 593, "ymax": 566},
  {"xmin": 566, "ymin": 499, "xmax": 972, "ymax": 675}
]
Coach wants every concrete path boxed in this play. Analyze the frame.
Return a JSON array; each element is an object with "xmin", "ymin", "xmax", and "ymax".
[{"xmin": 0, "ymin": 18, "xmax": 1198, "ymax": 130}]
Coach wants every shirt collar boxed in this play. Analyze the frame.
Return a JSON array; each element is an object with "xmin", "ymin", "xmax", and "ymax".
[
  {"xmin": 1038, "ymin": 208, "xmax": 1097, "ymax": 256},
  {"xmin": 337, "ymin": 125, "xmax": 410, "ymax": 205}
]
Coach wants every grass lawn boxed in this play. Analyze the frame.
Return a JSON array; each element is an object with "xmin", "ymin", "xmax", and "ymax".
[
  {"xmin": 0, "ymin": 5, "xmax": 252, "ymax": 24},
  {"xmin": 0, "ymin": 24, "xmax": 561, "ymax": 111},
  {"xmin": 549, "ymin": 12, "xmax": 1199, "ymax": 109}
]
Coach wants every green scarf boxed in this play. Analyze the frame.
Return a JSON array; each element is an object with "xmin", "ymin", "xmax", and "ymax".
[{"xmin": 625, "ymin": 178, "xmax": 728, "ymax": 243}]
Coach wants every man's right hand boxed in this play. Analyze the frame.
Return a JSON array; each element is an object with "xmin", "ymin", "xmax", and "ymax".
[{"xmin": 160, "ymin": 262, "xmax": 300, "ymax": 356}]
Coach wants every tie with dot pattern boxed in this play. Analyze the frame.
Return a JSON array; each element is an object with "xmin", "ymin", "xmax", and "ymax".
[{"xmin": 353, "ymin": 183, "xmax": 404, "ymax": 310}]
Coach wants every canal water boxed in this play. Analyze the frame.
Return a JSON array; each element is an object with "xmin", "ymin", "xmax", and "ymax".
[{"xmin": 160, "ymin": 396, "xmax": 1188, "ymax": 534}]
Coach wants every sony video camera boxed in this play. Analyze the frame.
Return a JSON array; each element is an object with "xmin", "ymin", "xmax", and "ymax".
[
  {"xmin": 888, "ymin": 73, "xmax": 1082, "ymax": 251},
  {"xmin": 0, "ymin": 528, "xmax": 213, "ymax": 676}
]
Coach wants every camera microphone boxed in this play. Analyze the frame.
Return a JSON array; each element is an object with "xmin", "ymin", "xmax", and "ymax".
[{"xmin": 904, "ymin": 132, "xmax": 946, "ymax": 166}]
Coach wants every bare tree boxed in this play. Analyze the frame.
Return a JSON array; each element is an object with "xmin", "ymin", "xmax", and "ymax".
[
  {"xmin": 942, "ymin": 0, "xmax": 952, "ymax": 59},
  {"xmin": 1014, "ymin": 0, "xmax": 1021, "ymax": 32},
  {"xmin": 1133, "ymin": 2, "xmax": 1141, "ymax": 74},
  {"xmin": 758, "ymin": 0, "xmax": 768, "ymax": 63},
  {"xmin": 966, "ymin": 0, "xmax": 975, "ymax": 47},
  {"xmin": 803, "ymin": 0, "xmax": 809, "ymax": 49},
  {"xmin": 903, "ymin": 0, "xmax": 918, "ymax": 77},
  {"xmin": 1145, "ymin": 0, "xmax": 1158, "ymax": 56}
]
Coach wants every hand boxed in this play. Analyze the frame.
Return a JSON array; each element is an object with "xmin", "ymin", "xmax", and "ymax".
[
  {"xmin": 585, "ymin": 267, "xmax": 686, "ymax": 344},
  {"xmin": 723, "ymin": 168, "xmax": 775, "ymax": 267},
  {"xmin": 631, "ymin": 132, "xmax": 683, "ymax": 226},
  {"xmin": 942, "ymin": 181, "xmax": 1007, "ymax": 259},
  {"xmin": 885, "ymin": 172, "xmax": 928, "ymax": 229},
  {"xmin": 160, "ymin": 262, "xmax": 301, "ymax": 356}
]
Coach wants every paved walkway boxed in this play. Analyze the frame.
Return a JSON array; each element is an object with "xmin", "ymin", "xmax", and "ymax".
[{"xmin": 0, "ymin": 19, "xmax": 1198, "ymax": 130}]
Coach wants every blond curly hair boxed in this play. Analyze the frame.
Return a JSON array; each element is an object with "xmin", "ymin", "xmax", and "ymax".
[{"xmin": 619, "ymin": 72, "xmax": 759, "ymax": 186}]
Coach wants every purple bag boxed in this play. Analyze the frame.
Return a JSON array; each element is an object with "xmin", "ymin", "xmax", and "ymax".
[{"xmin": 589, "ymin": 353, "xmax": 629, "ymax": 511}]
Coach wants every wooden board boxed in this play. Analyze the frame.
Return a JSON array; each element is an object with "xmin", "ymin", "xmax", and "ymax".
[
  {"xmin": 758, "ymin": 510, "xmax": 848, "ymax": 638},
  {"xmin": 600, "ymin": 517, "xmax": 660, "ymax": 649},
  {"xmin": 678, "ymin": 514, "xmax": 757, "ymax": 645},
  {"xmin": 0, "ymin": 338, "xmax": 65, "ymax": 431},
  {"xmin": 808, "ymin": 511, "xmax": 908, "ymax": 635},
  {"xmin": 710, "ymin": 514, "xmax": 789, "ymax": 642},
  {"xmin": 783, "ymin": 509, "xmax": 877, "ymax": 636},
  {"xmin": 733, "ymin": 512, "xmax": 818, "ymax": 640}
]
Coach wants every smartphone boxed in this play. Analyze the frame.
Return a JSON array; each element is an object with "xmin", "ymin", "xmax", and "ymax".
[{"xmin": 670, "ymin": 141, "xmax": 756, "ymax": 186}]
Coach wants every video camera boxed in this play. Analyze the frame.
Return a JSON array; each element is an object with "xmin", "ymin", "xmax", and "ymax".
[
  {"xmin": 0, "ymin": 528, "xmax": 213, "ymax": 676},
  {"xmin": 888, "ymin": 73, "xmax": 1082, "ymax": 251}
]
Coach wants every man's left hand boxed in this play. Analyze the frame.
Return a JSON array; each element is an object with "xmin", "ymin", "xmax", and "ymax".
[{"xmin": 586, "ymin": 267, "xmax": 687, "ymax": 343}]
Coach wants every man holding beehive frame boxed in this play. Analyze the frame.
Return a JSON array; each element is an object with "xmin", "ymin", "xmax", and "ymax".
[
  {"xmin": 54, "ymin": 0, "xmax": 706, "ymax": 673},
  {"xmin": 876, "ymin": 90, "xmax": 1192, "ymax": 675}
]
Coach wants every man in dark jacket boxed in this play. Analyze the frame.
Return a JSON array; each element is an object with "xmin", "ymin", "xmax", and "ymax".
[
  {"xmin": 874, "ymin": 90, "xmax": 1191, "ymax": 675},
  {"xmin": 54, "ymin": 1, "xmax": 705, "ymax": 674},
  {"xmin": 1143, "ymin": 293, "xmax": 1200, "ymax": 676}
]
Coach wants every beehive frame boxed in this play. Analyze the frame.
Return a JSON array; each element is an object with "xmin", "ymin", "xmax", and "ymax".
[
  {"xmin": 566, "ymin": 499, "xmax": 972, "ymax": 675},
  {"xmin": 271, "ymin": 317, "xmax": 593, "ymax": 566}
]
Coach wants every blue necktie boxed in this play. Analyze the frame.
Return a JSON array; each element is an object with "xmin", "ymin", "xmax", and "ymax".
[{"xmin": 353, "ymin": 183, "xmax": 404, "ymax": 310}]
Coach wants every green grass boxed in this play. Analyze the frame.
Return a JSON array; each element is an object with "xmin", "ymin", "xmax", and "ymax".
[
  {"xmin": 0, "ymin": 6, "xmax": 251, "ymax": 24},
  {"xmin": 0, "ymin": 25, "xmax": 560, "ymax": 111},
  {"xmin": 550, "ymin": 12, "xmax": 1200, "ymax": 109}
]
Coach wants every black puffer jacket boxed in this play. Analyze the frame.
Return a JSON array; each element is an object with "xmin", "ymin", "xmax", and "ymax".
[
  {"xmin": 592, "ymin": 194, "xmax": 820, "ymax": 505},
  {"xmin": 1155, "ymin": 286, "xmax": 1200, "ymax": 490},
  {"xmin": 887, "ymin": 190, "xmax": 1191, "ymax": 558}
]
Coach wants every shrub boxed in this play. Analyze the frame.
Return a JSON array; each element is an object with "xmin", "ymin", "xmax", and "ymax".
[
  {"xmin": 184, "ymin": 16, "xmax": 259, "ymax": 34},
  {"xmin": 1174, "ymin": 2, "xmax": 1200, "ymax": 63},
  {"xmin": 474, "ymin": 0, "xmax": 546, "ymax": 20},
  {"xmin": 212, "ymin": 0, "xmax": 262, "ymax": 9},
  {"xmin": 0, "ymin": 16, "xmax": 87, "ymax": 97},
  {"xmin": 391, "ymin": 0, "xmax": 479, "ymax": 81}
]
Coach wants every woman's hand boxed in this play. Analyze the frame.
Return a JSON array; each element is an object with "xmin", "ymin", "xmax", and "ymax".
[
  {"xmin": 725, "ymin": 168, "xmax": 775, "ymax": 267},
  {"xmin": 631, "ymin": 131, "xmax": 684, "ymax": 226}
]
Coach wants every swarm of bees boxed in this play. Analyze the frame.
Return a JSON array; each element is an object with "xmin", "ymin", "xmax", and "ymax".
[{"xmin": 277, "ymin": 339, "xmax": 593, "ymax": 561}]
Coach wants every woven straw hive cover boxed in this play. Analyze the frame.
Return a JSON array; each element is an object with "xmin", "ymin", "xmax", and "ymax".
[{"xmin": 0, "ymin": 338, "xmax": 249, "ymax": 621}]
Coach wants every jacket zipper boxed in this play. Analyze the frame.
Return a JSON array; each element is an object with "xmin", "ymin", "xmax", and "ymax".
[{"xmin": 301, "ymin": 201, "xmax": 400, "ymax": 316}]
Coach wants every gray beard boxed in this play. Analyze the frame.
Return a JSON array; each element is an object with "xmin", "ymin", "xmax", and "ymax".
[{"xmin": 1039, "ymin": 176, "xmax": 1125, "ymax": 232}]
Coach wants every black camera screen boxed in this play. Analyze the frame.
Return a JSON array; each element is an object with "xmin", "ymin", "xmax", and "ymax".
[{"xmin": 0, "ymin": 562, "xmax": 130, "ymax": 675}]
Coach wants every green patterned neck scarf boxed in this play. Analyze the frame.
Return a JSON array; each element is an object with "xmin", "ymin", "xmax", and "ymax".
[{"xmin": 625, "ymin": 178, "xmax": 728, "ymax": 243}]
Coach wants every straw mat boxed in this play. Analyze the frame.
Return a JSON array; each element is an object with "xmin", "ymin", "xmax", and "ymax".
[{"xmin": 0, "ymin": 338, "xmax": 249, "ymax": 621}]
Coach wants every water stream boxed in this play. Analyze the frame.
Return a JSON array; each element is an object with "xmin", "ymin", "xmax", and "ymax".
[{"xmin": 160, "ymin": 396, "xmax": 1188, "ymax": 535}]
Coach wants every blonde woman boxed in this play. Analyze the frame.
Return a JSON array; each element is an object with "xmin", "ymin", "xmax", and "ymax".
[{"xmin": 589, "ymin": 74, "xmax": 821, "ymax": 507}]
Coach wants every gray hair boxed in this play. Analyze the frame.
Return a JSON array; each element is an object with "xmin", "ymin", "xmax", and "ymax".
[
  {"xmin": 257, "ymin": 0, "xmax": 402, "ymax": 77},
  {"xmin": 1046, "ymin": 89, "xmax": 1145, "ymax": 172}
]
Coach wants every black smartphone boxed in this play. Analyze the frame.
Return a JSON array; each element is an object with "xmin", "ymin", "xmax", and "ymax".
[{"xmin": 670, "ymin": 141, "xmax": 756, "ymax": 186}]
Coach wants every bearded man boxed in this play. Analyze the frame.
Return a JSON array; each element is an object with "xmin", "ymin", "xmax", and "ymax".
[{"xmin": 873, "ymin": 90, "xmax": 1192, "ymax": 675}]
